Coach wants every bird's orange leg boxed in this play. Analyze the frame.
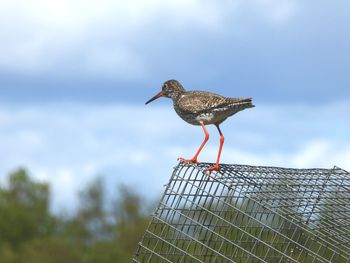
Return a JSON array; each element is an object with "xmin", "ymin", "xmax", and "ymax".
[
  {"xmin": 178, "ymin": 122, "xmax": 209, "ymax": 164},
  {"xmin": 207, "ymin": 124, "xmax": 224, "ymax": 176}
]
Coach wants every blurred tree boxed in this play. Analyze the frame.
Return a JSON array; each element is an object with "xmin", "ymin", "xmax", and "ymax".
[
  {"xmin": 0, "ymin": 168, "xmax": 151, "ymax": 262},
  {"xmin": 65, "ymin": 177, "xmax": 111, "ymax": 245},
  {"xmin": 16, "ymin": 237, "xmax": 81, "ymax": 263},
  {"xmin": 0, "ymin": 243, "xmax": 15, "ymax": 263},
  {"xmin": 0, "ymin": 168, "xmax": 54, "ymax": 248},
  {"xmin": 113, "ymin": 185, "xmax": 150, "ymax": 260}
]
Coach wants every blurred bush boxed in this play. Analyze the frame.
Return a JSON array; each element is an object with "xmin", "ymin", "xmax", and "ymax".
[{"xmin": 0, "ymin": 168, "xmax": 150, "ymax": 263}]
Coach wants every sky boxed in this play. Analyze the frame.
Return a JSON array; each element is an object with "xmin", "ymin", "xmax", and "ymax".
[{"xmin": 0, "ymin": 0, "xmax": 349, "ymax": 212}]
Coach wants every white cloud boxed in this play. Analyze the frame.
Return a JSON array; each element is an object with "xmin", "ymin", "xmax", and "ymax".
[
  {"xmin": 0, "ymin": 0, "xmax": 299, "ymax": 76},
  {"xmin": 213, "ymin": 140, "xmax": 350, "ymax": 170},
  {"xmin": 251, "ymin": 0, "xmax": 298, "ymax": 25},
  {"xmin": 0, "ymin": 0, "xmax": 229, "ymax": 75},
  {"xmin": 84, "ymin": 45, "xmax": 147, "ymax": 78},
  {"xmin": 0, "ymin": 101, "xmax": 348, "ymax": 212}
]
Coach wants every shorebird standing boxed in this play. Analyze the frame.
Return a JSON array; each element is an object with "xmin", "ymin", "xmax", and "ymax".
[{"xmin": 146, "ymin": 80, "xmax": 254, "ymax": 176}]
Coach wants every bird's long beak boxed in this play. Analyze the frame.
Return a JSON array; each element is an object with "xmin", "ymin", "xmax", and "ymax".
[{"xmin": 145, "ymin": 91, "xmax": 163, "ymax": 105}]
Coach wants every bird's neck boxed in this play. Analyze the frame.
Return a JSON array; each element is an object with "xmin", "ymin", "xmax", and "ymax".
[{"xmin": 171, "ymin": 90, "xmax": 185, "ymax": 102}]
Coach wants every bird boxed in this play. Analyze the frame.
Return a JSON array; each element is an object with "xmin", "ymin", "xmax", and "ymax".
[{"xmin": 145, "ymin": 80, "xmax": 254, "ymax": 176}]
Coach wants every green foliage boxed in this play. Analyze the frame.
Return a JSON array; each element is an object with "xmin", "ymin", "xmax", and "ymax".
[
  {"xmin": 0, "ymin": 168, "xmax": 54, "ymax": 248},
  {"xmin": 0, "ymin": 168, "xmax": 151, "ymax": 262},
  {"xmin": 114, "ymin": 185, "xmax": 150, "ymax": 253}
]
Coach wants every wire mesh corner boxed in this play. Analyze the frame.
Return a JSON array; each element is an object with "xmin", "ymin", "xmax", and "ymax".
[{"xmin": 132, "ymin": 162, "xmax": 350, "ymax": 263}]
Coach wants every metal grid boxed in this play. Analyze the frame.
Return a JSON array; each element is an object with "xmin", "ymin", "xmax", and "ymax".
[{"xmin": 132, "ymin": 163, "xmax": 350, "ymax": 262}]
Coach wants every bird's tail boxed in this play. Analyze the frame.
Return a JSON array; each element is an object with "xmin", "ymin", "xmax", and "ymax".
[
  {"xmin": 240, "ymin": 98, "xmax": 255, "ymax": 108},
  {"xmin": 227, "ymin": 97, "xmax": 255, "ymax": 109}
]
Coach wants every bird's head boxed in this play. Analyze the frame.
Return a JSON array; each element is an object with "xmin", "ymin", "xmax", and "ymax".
[{"xmin": 145, "ymin": 80, "xmax": 185, "ymax": 105}]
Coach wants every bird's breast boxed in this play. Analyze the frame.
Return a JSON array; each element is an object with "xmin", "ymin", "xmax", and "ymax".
[
  {"xmin": 174, "ymin": 105, "xmax": 226, "ymax": 125},
  {"xmin": 174, "ymin": 105, "xmax": 199, "ymax": 125}
]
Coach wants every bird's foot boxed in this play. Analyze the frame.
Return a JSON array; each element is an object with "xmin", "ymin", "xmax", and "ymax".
[
  {"xmin": 177, "ymin": 157, "xmax": 199, "ymax": 165},
  {"xmin": 206, "ymin": 164, "xmax": 220, "ymax": 179}
]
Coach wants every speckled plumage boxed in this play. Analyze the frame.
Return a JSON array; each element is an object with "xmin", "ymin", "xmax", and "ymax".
[
  {"xmin": 160, "ymin": 80, "xmax": 255, "ymax": 126},
  {"xmin": 174, "ymin": 91, "xmax": 254, "ymax": 125},
  {"xmin": 145, "ymin": 79, "xmax": 255, "ymax": 176}
]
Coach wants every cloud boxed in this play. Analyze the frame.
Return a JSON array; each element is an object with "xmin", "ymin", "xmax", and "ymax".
[
  {"xmin": 212, "ymin": 140, "xmax": 350, "ymax": 170},
  {"xmin": 0, "ymin": 0, "xmax": 299, "ymax": 77},
  {"xmin": 250, "ymin": 0, "xmax": 298, "ymax": 25},
  {"xmin": 0, "ymin": 101, "xmax": 348, "ymax": 212},
  {"xmin": 1, "ymin": 1, "xmax": 350, "ymax": 107},
  {"xmin": 0, "ymin": 0, "xmax": 228, "ymax": 75}
]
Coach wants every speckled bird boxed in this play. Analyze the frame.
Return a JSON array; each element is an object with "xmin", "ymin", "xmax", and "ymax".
[{"xmin": 146, "ymin": 80, "xmax": 254, "ymax": 175}]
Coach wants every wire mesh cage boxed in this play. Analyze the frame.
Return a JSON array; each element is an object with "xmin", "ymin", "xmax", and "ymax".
[{"xmin": 132, "ymin": 162, "xmax": 350, "ymax": 263}]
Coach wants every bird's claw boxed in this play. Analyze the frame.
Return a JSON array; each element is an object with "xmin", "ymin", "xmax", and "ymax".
[
  {"xmin": 177, "ymin": 157, "xmax": 199, "ymax": 164},
  {"xmin": 205, "ymin": 164, "xmax": 220, "ymax": 179}
]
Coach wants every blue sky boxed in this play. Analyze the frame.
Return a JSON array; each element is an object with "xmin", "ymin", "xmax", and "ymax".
[{"xmin": 0, "ymin": 0, "xmax": 349, "ymax": 212}]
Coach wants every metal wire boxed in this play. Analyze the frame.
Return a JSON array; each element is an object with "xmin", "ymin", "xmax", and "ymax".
[{"xmin": 132, "ymin": 162, "xmax": 350, "ymax": 263}]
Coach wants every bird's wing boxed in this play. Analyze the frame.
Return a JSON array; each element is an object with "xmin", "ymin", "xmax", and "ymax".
[
  {"xmin": 178, "ymin": 91, "xmax": 253, "ymax": 113},
  {"xmin": 177, "ymin": 91, "xmax": 226, "ymax": 113}
]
